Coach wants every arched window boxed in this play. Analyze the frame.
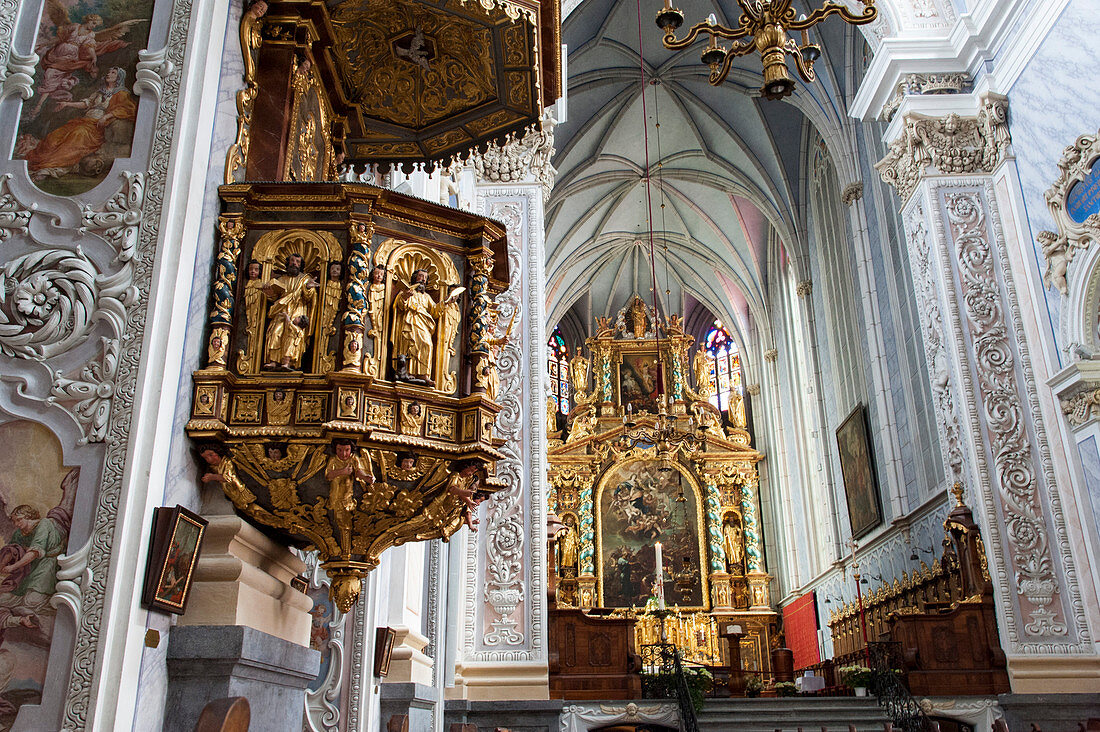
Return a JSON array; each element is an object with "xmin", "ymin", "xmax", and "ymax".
[
  {"xmin": 704, "ymin": 321, "xmax": 742, "ymax": 416},
  {"xmin": 548, "ymin": 328, "xmax": 571, "ymax": 414}
]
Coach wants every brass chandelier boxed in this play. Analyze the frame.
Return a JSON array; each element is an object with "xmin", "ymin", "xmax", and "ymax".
[
  {"xmin": 620, "ymin": 395, "xmax": 704, "ymax": 471},
  {"xmin": 655, "ymin": 0, "xmax": 877, "ymax": 100}
]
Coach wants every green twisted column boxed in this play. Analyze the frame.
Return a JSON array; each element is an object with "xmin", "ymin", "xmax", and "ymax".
[
  {"xmin": 599, "ymin": 351, "xmax": 613, "ymax": 404},
  {"xmin": 671, "ymin": 348, "xmax": 685, "ymax": 402},
  {"xmin": 467, "ymin": 253, "xmax": 493, "ymax": 355},
  {"xmin": 578, "ymin": 478, "xmax": 595, "ymax": 576},
  {"xmin": 704, "ymin": 478, "xmax": 725, "ymax": 573},
  {"xmin": 206, "ymin": 215, "xmax": 245, "ymax": 369},
  {"xmin": 741, "ymin": 473, "xmax": 764, "ymax": 573},
  {"xmin": 341, "ymin": 220, "xmax": 371, "ymax": 372}
]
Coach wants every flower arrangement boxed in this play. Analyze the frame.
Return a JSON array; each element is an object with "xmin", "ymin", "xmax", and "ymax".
[
  {"xmin": 775, "ymin": 681, "xmax": 798, "ymax": 697},
  {"xmin": 838, "ymin": 664, "xmax": 873, "ymax": 688},
  {"xmin": 745, "ymin": 674, "xmax": 763, "ymax": 697}
]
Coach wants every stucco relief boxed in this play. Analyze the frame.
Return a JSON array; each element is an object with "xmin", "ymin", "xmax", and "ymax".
[{"xmin": 923, "ymin": 180, "xmax": 1090, "ymax": 652}]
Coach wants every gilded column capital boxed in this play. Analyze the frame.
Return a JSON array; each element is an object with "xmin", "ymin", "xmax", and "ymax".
[
  {"xmin": 875, "ymin": 94, "xmax": 1010, "ymax": 201},
  {"xmin": 468, "ymin": 252, "xmax": 494, "ymax": 278}
]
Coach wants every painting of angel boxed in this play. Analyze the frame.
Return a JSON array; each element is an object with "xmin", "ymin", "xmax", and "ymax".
[
  {"xmin": 14, "ymin": 0, "xmax": 151, "ymax": 195},
  {"xmin": 0, "ymin": 421, "xmax": 78, "ymax": 730}
]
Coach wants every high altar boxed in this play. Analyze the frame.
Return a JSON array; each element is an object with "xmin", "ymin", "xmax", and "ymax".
[{"xmin": 548, "ymin": 297, "xmax": 779, "ymax": 673}]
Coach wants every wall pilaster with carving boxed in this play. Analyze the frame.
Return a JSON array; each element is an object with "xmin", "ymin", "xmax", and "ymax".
[
  {"xmin": 450, "ymin": 123, "xmax": 554, "ymax": 700},
  {"xmin": 879, "ymin": 97, "xmax": 1100, "ymax": 688}
]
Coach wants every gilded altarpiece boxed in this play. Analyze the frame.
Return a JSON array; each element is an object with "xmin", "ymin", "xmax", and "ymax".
[{"xmin": 548, "ymin": 299, "xmax": 777, "ymax": 672}]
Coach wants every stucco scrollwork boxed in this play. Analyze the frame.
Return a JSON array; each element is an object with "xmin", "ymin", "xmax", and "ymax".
[
  {"xmin": 481, "ymin": 199, "xmax": 526, "ymax": 647},
  {"xmin": 876, "ymin": 95, "xmax": 1010, "ymax": 201},
  {"xmin": 0, "ymin": 248, "xmax": 136, "ymax": 358},
  {"xmin": 49, "ymin": 337, "xmax": 120, "ymax": 444},
  {"xmin": 944, "ymin": 190, "xmax": 1067, "ymax": 638},
  {"xmin": 134, "ymin": 46, "xmax": 175, "ymax": 101},
  {"xmin": 0, "ymin": 174, "xmax": 33, "ymax": 241},
  {"xmin": 1, "ymin": 48, "xmax": 38, "ymax": 101},
  {"xmin": 80, "ymin": 172, "xmax": 146, "ymax": 263},
  {"xmin": 905, "ymin": 203, "xmax": 964, "ymax": 481}
]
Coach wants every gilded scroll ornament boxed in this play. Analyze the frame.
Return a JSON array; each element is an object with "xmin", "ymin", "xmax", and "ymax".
[{"xmin": 224, "ymin": 0, "xmax": 266, "ymax": 184}]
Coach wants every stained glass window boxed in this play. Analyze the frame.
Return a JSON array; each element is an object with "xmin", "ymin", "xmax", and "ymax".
[
  {"xmin": 548, "ymin": 328, "xmax": 571, "ymax": 414},
  {"xmin": 704, "ymin": 321, "xmax": 742, "ymax": 416}
]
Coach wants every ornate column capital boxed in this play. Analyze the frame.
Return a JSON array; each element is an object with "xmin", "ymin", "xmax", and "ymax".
[
  {"xmin": 796, "ymin": 280, "xmax": 813, "ymax": 298},
  {"xmin": 763, "ymin": 348, "xmax": 778, "ymax": 363},
  {"xmin": 876, "ymin": 94, "xmax": 1010, "ymax": 201},
  {"xmin": 471, "ymin": 120, "xmax": 557, "ymax": 201}
]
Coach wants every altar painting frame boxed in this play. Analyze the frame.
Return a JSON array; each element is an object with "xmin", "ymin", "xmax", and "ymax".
[
  {"xmin": 613, "ymin": 343, "xmax": 671, "ymax": 415},
  {"xmin": 595, "ymin": 458, "xmax": 710, "ymax": 611}
]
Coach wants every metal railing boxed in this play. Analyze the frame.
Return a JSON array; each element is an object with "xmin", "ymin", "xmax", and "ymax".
[
  {"xmin": 867, "ymin": 642, "xmax": 931, "ymax": 732},
  {"xmin": 640, "ymin": 642, "xmax": 700, "ymax": 732}
]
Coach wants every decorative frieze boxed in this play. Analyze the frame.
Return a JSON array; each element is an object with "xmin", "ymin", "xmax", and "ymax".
[
  {"xmin": 880, "ymin": 72, "xmax": 971, "ymax": 122},
  {"xmin": 876, "ymin": 95, "xmax": 1010, "ymax": 202}
]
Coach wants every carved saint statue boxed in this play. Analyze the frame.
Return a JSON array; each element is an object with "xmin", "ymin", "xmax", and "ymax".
[
  {"xmin": 238, "ymin": 259, "xmax": 265, "ymax": 373},
  {"xmin": 558, "ymin": 516, "xmax": 578, "ymax": 571},
  {"xmin": 366, "ymin": 265, "xmax": 386, "ymax": 367},
  {"xmin": 324, "ymin": 440, "xmax": 374, "ymax": 555},
  {"xmin": 693, "ymin": 349, "xmax": 714, "ymax": 398},
  {"xmin": 262, "ymin": 252, "xmax": 318, "ymax": 370},
  {"xmin": 569, "ymin": 352, "xmax": 590, "ymax": 397},
  {"xmin": 477, "ymin": 308, "xmax": 513, "ymax": 403},
  {"xmin": 728, "ymin": 386, "xmax": 746, "ymax": 429},
  {"xmin": 392, "ymin": 268, "xmax": 459, "ymax": 386},
  {"xmin": 546, "ymin": 396, "xmax": 559, "ymax": 438},
  {"xmin": 630, "ymin": 296, "xmax": 648, "ymax": 338},
  {"xmin": 567, "ymin": 408, "xmax": 597, "ymax": 443},
  {"xmin": 317, "ymin": 261, "xmax": 343, "ymax": 372},
  {"xmin": 722, "ymin": 517, "xmax": 744, "ymax": 572},
  {"xmin": 199, "ymin": 443, "xmax": 256, "ymax": 511}
]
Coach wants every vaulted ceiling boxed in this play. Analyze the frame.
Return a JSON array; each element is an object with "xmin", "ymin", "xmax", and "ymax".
[{"xmin": 546, "ymin": 0, "xmax": 858, "ymax": 352}]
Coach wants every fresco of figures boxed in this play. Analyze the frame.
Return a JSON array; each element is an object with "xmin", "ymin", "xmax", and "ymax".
[
  {"xmin": 598, "ymin": 460, "xmax": 704, "ymax": 609},
  {"xmin": 0, "ymin": 422, "xmax": 76, "ymax": 730},
  {"xmin": 14, "ymin": 0, "xmax": 152, "ymax": 195}
]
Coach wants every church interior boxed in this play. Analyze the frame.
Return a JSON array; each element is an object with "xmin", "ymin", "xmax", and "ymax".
[{"xmin": 0, "ymin": 0, "xmax": 1098, "ymax": 729}]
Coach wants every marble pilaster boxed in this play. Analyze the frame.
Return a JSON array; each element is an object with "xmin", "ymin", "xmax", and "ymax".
[{"xmin": 878, "ymin": 94, "xmax": 1100, "ymax": 689}]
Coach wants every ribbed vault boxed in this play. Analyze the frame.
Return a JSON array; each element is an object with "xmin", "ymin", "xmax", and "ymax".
[{"xmin": 547, "ymin": 0, "xmax": 862, "ymax": 357}]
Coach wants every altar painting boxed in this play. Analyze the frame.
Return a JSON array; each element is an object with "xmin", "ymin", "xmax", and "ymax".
[
  {"xmin": 0, "ymin": 421, "xmax": 76, "ymax": 730},
  {"xmin": 14, "ymin": 0, "xmax": 152, "ymax": 195},
  {"xmin": 618, "ymin": 353, "xmax": 661, "ymax": 413},
  {"xmin": 598, "ymin": 461, "xmax": 704, "ymax": 609}
]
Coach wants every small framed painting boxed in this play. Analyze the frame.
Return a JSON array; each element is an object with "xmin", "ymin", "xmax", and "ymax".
[
  {"xmin": 836, "ymin": 404, "xmax": 883, "ymax": 539},
  {"xmin": 141, "ymin": 506, "xmax": 208, "ymax": 614},
  {"xmin": 374, "ymin": 626, "xmax": 397, "ymax": 677}
]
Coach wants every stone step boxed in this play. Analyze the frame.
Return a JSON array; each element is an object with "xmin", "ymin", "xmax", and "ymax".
[{"xmin": 697, "ymin": 697, "xmax": 892, "ymax": 732}]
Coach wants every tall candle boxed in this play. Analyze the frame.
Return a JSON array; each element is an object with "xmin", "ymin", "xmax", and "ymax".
[{"xmin": 655, "ymin": 542, "xmax": 665, "ymax": 610}]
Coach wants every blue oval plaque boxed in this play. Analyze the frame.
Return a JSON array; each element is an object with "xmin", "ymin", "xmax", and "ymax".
[{"xmin": 1067, "ymin": 160, "xmax": 1100, "ymax": 224}]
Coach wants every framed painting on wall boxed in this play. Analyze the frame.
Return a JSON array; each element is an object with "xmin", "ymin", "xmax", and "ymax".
[
  {"xmin": 836, "ymin": 404, "xmax": 882, "ymax": 539},
  {"xmin": 141, "ymin": 506, "xmax": 207, "ymax": 614}
]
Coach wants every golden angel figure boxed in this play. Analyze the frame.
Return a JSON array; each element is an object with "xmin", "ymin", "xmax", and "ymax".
[
  {"xmin": 199, "ymin": 444, "xmax": 256, "ymax": 511},
  {"xmin": 325, "ymin": 441, "xmax": 374, "ymax": 555}
]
